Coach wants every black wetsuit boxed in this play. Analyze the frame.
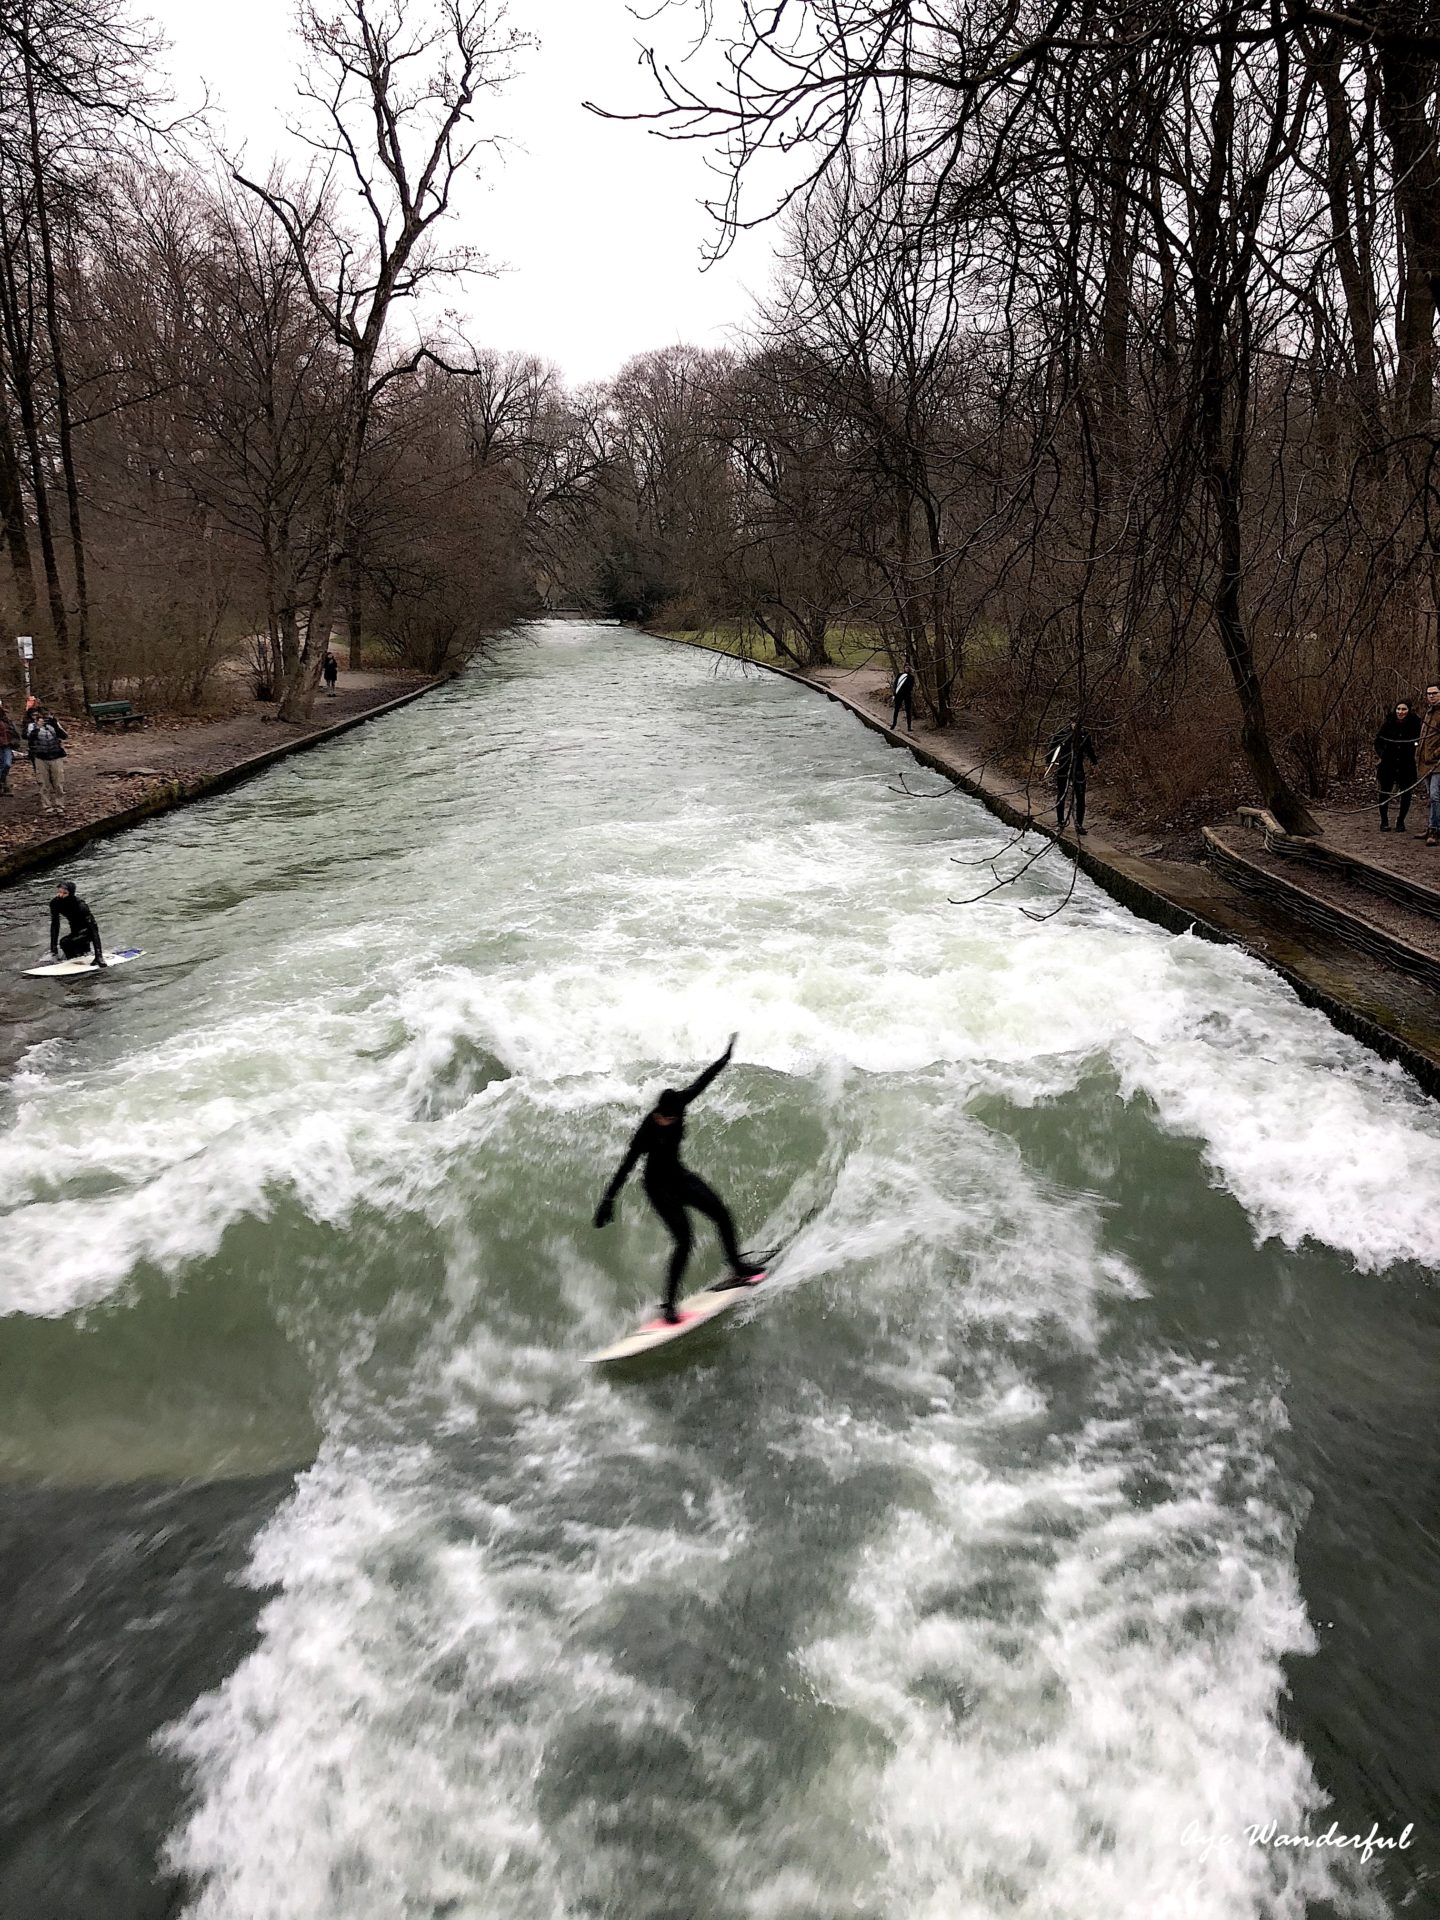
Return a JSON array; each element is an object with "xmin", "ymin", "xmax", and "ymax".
[
  {"xmin": 1048, "ymin": 726, "xmax": 1098, "ymax": 830},
  {"xmin": 891, "ymin": 670, "xmax": 915, "ymax": 732},
  {"xmin": 595, "ymin": 1048, "xmax": 752, "ymax": 1313},
  {"xmin": 50, "ymin": 892, "xmax": 103, "ymax": 964}
]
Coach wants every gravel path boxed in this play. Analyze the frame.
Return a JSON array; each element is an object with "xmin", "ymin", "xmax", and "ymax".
[{"xmin": 0, "ymin": 671, "xmax": 430, "ymax": 868}]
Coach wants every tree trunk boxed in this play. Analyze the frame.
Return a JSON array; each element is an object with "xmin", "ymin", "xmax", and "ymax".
[
  {"xmin": 0, "ymin": 373, "xmax": 37, "ymax": 619},
  {"xmin": 1377, "ymin": 44, "xmax": 1440, "ymax": 432},
  {"xmin": 0, "ymin": 212, "xmax": 76, "ymax": 709},
  {"xmin": 1210, "ymin": 487, "xmax": 1319, "ymax": 835},
  {"xmin": 346, "ymin": 542, "xmax": 363, "ymax": 671},
  {"xmin": 13, "ymin": 392, "xmax": 76, "ymax": 710},
  {"xmin": 1187, "ymin": 28, "xmax": 1317, "ymax": 836},
  {"xmin": 25, "ymin": 47, "xmax": 92, "ymax": 706},
  {"xmin": 800, "ymin": 612, "xmax": 830, "ymax": 668},
  {"xmin": 279, "ymin": 381, "xmax": 368, "ymax": 722}
]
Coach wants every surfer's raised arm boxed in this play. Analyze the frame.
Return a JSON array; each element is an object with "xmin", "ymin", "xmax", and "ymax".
[{"xmin": 678, "ymin": 1033, "xmax": 737, "ymax": 1108}]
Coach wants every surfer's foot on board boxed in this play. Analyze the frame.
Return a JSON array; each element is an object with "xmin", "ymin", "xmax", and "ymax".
[
  {"xmin": 715, "ymin": 1260, "xmax": 766, "ymax": 1292},
  {"xmin": 659, "ymin": 1303, "xmax": 682, "ymax": 1325}
]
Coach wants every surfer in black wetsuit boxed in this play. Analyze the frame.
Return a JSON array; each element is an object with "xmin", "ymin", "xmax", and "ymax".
[
  {"xmin": 49, "ymin": 880, "xmax": 105, "ymax": 966},
  {"xmin": 1047, "ymin": 720, "xmax": 1098, "ymax": 834},
  {"xmin": 593, "ymin": 1034, "xmax": 764, "ymax": 1323}
]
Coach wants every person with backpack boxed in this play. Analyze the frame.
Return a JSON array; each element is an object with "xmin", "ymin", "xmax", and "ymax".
[{"xmin": 25, "ymin": 705, "xmax": 68, "ymax": 816}]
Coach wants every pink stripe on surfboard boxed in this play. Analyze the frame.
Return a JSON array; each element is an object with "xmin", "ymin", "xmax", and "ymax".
[{"xmin": 636, "ymin": 1273, "xmax": 767, "ymax": 1335}]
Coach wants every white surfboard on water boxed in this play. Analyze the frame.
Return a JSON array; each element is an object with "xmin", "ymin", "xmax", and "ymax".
[
  {"xmin": 23, "ymin": 947, "xmax": 143, "ymax": 978},
  {"xmin": 585, "ymin": 1273, "xmax": 768, "ymax": 1364}
]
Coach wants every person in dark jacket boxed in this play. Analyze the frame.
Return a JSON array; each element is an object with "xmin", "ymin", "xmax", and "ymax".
[
  {"xmin": 323, "ymin": 652, "xmax": 339, "ymax": 695},
  {"xmin": 0, "ymin": 697, "xmax": 18, "ymax": 795},
  {"xmin": 49, "ymin": 880, "xmax": 105, "ymax": 966},
  {"xmin": 1375, "ymin": 700, "xmax": 1421, "ymax": 832},
  {"xmin": 1420, "ymin": 683, "xmax": 1440, "ymax": 846},
  {"xmin": 593, "ymin": 1034, "xmax": 764, "ymax": 1323},
  {"xmin": 1046, "ymin": 720, "xmax": 1099, "ymax": 834},
  {"xmin": 891, "ymin": 666, "xmax": 916, "ymax": 732},
  {"xmin": 25, "ymin": 707, "xmax": 68, "ymax": 816}
]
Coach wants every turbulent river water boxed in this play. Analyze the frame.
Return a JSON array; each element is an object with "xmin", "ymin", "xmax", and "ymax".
[{"xmin": 1, "ymin": 623, "xmax": 1438, "ymax": 1920}]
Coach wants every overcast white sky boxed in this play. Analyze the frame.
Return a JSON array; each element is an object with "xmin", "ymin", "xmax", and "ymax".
[{"xmin": 146, "ymin": 0, "xmax": 778, "ymax": 384}]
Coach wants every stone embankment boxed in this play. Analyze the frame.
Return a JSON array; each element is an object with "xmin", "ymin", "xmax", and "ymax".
[{"xmin": 677, "ymin": 641, "xmax": 1440, "ymax": 1098}]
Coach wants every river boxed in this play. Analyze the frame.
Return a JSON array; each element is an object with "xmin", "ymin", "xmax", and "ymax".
[{"xmin": 1, "ymin": 622, "xmax": 1437, "ymax": 1920}]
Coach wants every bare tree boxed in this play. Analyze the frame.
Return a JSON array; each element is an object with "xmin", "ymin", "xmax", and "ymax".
[
  {"xmin": 0, "ymin": 0, "xmax": 166, "ymax": 706},
  {"xmin": 602, "ymin": 0, "xmax": 1440, "ymax": 830},
  {"xmin": 236, "ymin": 0, "xmax": 530, "ymax": 722}
]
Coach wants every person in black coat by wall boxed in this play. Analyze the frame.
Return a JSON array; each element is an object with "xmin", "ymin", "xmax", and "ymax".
[{"xmin": 1375, "ymin": 700, "xmax": 1421, "ymax": 832}]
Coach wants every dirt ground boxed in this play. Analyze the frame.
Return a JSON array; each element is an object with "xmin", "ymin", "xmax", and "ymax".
[
  {"xmin": 0, "ymin": 669, "xmax": 432, "ymax": 865},
  {"xmin": 1310, "ymin": 794, "xmax": 1440, "ymax": 892}
]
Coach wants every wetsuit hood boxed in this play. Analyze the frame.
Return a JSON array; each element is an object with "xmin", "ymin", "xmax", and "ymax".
[{"xmin": 656, "ymin": 1088, "xmax": 684, "ymax": 1118}]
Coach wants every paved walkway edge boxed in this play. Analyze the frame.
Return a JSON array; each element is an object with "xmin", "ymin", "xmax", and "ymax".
[
  {"xmin": 662, "ymin": 633, "xmax": 1440, "ymax": 1101},
  {"xmin": 0, "ymin": 677, "xmax": 444, "ymax": 891}
]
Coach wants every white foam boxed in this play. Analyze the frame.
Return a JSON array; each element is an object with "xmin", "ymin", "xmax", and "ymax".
[
  {"xmin": 1110, "ymin": 939, "xmax": 1440, "ymax": 1271},
  {"xmin": 798, "ymin": 1358, "xmax": 1383, "ymax": 1920},
  {"xmin": 2, "ymin": 630, "xmax": 1427, "ymax": 1917},
  {"xmin": 162, "ymin": 1390, "xmax": 758, "ymax": 1920},
  {"xmin": 6, "ymin": 781, "xmax": 1436, "ymax": 1321}
]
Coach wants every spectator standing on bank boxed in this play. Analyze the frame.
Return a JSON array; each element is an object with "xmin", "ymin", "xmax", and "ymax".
[
  {"xmin": 1046, "ymin": 718, "xmax": 1099, "ymax": 835},
  {"xmin": 1418, "ymin": 683, "xmax": 1440, "ymax": 846},
  {"xmin": 25, "ymin": 706, "xmax": 68, "ymax": 816},
  {"xmin": 0, "ymin": 697, "xmax": 18, "ymax": 795},
  {"xmin": 323, "ymin": 651, "xmax": 339, "ymax": 696},
  {"xmin": 1375, "ymin": 700, "xmax": 1421, "ymax": 832},
  {"xmin": 891, "ymin": 665, "xmax": 915, "ymax": 732}
]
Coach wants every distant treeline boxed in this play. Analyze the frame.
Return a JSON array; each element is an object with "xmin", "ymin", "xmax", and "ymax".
[
  {"xmin": 6, "ymin": 0, "xmax": 1440, "ymax": 824},
  {"xmin": 0, "ymin": 0, "xmax": 596, "ymax": 722},
  {"xmin": 575, "ymin": 0, "xmax": 1440, "ymax": 836}
]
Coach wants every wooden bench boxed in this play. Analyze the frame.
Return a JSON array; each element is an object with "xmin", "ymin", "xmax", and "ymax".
[{"xmin": 88, "ymin": 699, "xmax": 148, "ymax": 730}]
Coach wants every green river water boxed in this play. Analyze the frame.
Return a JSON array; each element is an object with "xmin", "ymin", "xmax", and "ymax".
[{"xmin": 1, "ymin": 624, "xmax": 1437, "ymax": 1920}]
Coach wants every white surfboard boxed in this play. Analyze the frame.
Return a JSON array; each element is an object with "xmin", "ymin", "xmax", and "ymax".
[
  {"xmin": 23, "ymin": 947, "xmax": 143, "ymax": 978},
  {"xmin": 585, "ymin": 1273, "xmax": 768, "ymax": 1364}
]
